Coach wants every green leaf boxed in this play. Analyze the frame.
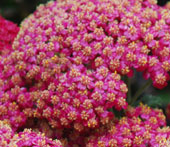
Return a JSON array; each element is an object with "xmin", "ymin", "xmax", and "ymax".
[
  {"xmin": 108, "ymin": 108, "xmax": 125, "ymax": 119},
  {"xmin": 139, "ymin": 94, "xmax": 163, "ymax": 108}
]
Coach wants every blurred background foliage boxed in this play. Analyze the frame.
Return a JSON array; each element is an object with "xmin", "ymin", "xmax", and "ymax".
[
  {"xmin": 0, "ymin": 0, "xmax": 49, "ymax": 24},
  {"xmin": 0, "ymin": 0, "xmax": 170, "ymax": 124}
]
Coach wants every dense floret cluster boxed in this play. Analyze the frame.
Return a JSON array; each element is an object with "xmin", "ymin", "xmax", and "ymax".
[
  {"xmin": 0, "ymin": 0, "xmax": 170, "ymax": 146},
  {"xmin": 39, "ymin": 104, "xmax": 169, "ymax": 147},
  {"xmin": 13, "ymin": 0, "xmax": 170, "ymax": 89},
  {"xmin": 0, "ymin": 120, "xmax": 62, "ymax": 147},
  {"xmin": 0, "ymin": 121, "xmax": 14, "ymax": 146},
  {"xmin": 0, "ymin": 16, "xmax": 19, "ymax": 55},
  {"xmin": 86, "ymin": 104, "xmax": 170, "ymax": 147},
  {"xmin": 0, "ymin": 0, "xmax": 170, "ymax": 131}
]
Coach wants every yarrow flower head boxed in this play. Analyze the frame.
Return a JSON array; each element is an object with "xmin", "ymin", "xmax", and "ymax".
[
  {"xmin": 0, "ymin": 120, "xmax": 62, "ymax": 147},
  {"xmin": 0, "ymin": 0, "xmax": 170, "ymax": 131},
  {"xmin": 0, "ymin": 16, "xmax": 19, "ymax": 55},
  {"xmin": 8, "ymin": 129, "xmax": 62, "ymax": 147},
  {"xmin": 0, "ymin": 120, "xmax": 14, "ymax": 146},
  {"xmin": 86, "ymin": 104, "xmax": 170, "ymax": 147}
]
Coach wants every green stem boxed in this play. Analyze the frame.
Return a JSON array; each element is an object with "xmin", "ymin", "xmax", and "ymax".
[
  {"xmin": 130, "ymin": 79, "xmax": 152, "ymax": 105},
  {"xmin": 127, "ymin": 77, "xmax": 131, "ymax": 103}
]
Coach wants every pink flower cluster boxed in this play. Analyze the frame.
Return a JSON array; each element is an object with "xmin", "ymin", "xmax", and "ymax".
[
  {"xmin": 0, "ymin": 0, "xmax": 170, "ymax": 131},
  {"xmin": 0, "ymin": 16, "xmax": 19, "ymax": 55},
  {"xmin": 0, "ymin": 120, "xmax": 62, "ymax": 147},
  {"xmin": 0, "ymin": 121, "xmax": 14, "ymax": 146},
  {"xmin": 0, "ymin": 0, "xmax": 170, "ymax": 146},
  {"xmin": 86, "ymin": 104, "xmax": 170, "ymax": 147},
  {"xmin": 34, "ymin": 104, "xmax": 169, "ymax": 147},
  {"xmin": 13, "ymin": 0, "xmax": 170, "ymax": 89}
]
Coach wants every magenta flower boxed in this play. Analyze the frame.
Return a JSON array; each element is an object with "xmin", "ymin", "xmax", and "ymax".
[
  {"xmin": 0, "ymin": 120, "xmax": 62, "ymax": 147},
  {"xmin": 0, "ymin": 16, "xmax": 19, "ymax": 55},
  {"xmin": 86, "ymin": 104, "xmax": 170, "ymax": 147},
  {"xmin": 0, "ymin": 1, "xmax": 170, "ymax": 145}
]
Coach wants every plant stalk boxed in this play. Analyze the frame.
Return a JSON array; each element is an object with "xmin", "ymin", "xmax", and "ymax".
[
  {"xmin": 130, "ymin": 79, "xmax": 152, "ymax": 105},
  {"xmin": 127, "ymin": 77, "xmax": 131, "ymax": 103}
]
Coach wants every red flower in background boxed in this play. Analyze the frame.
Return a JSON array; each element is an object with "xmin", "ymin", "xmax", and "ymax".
[{"xmin": 0, "ymin": 16, "xmax": 19, "ymax": 55}]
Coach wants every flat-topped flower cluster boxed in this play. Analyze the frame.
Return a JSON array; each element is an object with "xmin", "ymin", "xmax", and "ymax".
[
  {"xmin": 0, "ymin": 120, "xmax": 62, "ymax": 147},
  {"xmin": 0, "ymin": 16, "xmax": 19, "ymax": 55},
  {"xmin": 0, "ymin": 0, "xmax": 170, "ymax": 146},
  {"xmin": 86, "ymin": 104, "xmax": 169, "ymax": 147}
]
